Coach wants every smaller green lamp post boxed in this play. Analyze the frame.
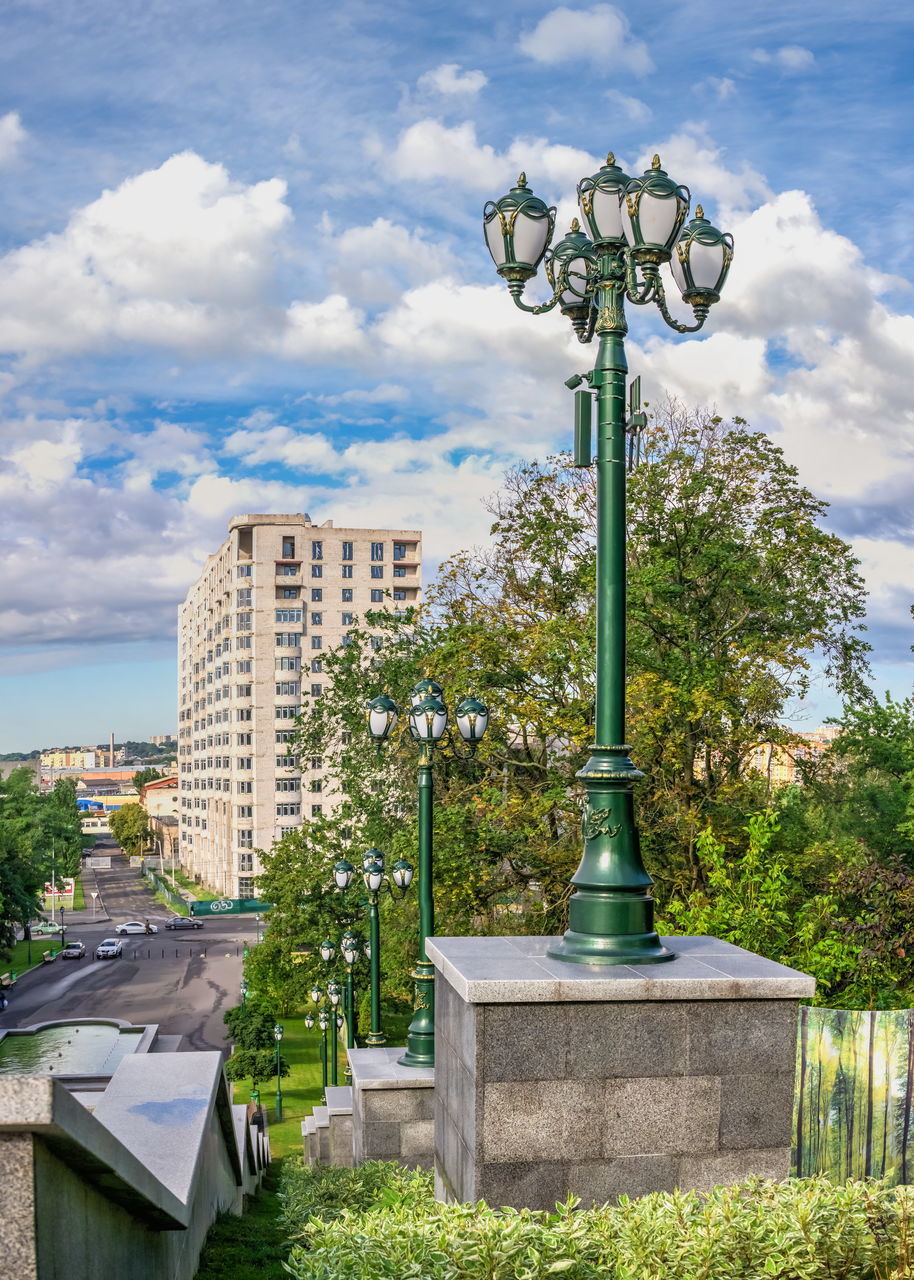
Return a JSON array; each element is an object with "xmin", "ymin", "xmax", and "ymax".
[
  {"xmin": 317, "ymin": 1008, "xmax": 330, "ymax": 1090},
  {"xmin": 239, "ymin": 977, "xmax": 248, "ymax": 1004},
  {"xmin": 327, "ymin": 979, "xmax": 342, "ymax": 1086},
  {"xmin": 273, "ymin": 1022, "xmax": 284, "ymax": 1123},
  {"xmin": 340, "ymin": 929, "xmax": 361, "ymax": 1059},
  {"xmin": 361, "ymin": 849, "xmax": 413, "ymax": 1046},
  {"xmin": 368, "ymin": 682, "xmax": 489, "ymax": 1068}
]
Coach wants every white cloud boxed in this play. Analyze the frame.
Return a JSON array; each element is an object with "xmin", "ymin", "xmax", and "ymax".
[
  {"xmin": 0, "ymin": 151, "xmax": 359, "ymax": 366},
  {"xmin": 326, "ymin": 218, "xmax": 455, "ymax": 306},
  {"xmin": 384, "ymin": 119, "xmax": 596, "ymax": 196},
  {"xmin": 638, "ymin": 125, "xmax": 772, "ymax": 218},
  {"xmin": 416, "ymin": 64, "xmax": 487, "ymax": 96},
  {"xmin": 518, "ymin": 4, "xmax": 653, "ymax": 74},
  {"xmin": 751, "ymin": 45, "xmax": 815, "ymax": 72},
  {"xmin": 0, "ymin": 112, "xmax": 26, "ymax": 166},
  {"xmin": 605, "ymin": 89, "xmax": 651, "ymax": 123}
]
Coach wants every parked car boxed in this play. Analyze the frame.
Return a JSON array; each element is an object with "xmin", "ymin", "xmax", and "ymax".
[
  {"xmin": 60, "ymin": 940, "xmax": 86, "ymax": 959},
  {"xmin": 115, "ymin": 921, "xmax": 159, "ymax": 935},
  {"xmin": 95, "ymin": 938, "xmax": 123, "ymax": 959},
  {"xmin": 30, "ymin": 920, "xmax": 64, "ymax": 935},
  {"xmin": 164, "ymin": 916, "xmax": 204, "ymax": 930}
]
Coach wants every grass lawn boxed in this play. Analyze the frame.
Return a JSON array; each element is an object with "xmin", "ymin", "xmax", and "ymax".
[
  {"xmin": 193, "ymin": 1159, "xmax": 289, "ymax": 1280},
  {"xmin": 170, "ymin": 866, "xmax": 219, "ymax": 900},
  {"xmin": 228, "ymin": 1007, "xmax": 413, "ymax": 1158}
]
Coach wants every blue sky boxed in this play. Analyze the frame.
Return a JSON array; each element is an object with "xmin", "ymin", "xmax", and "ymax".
[{"xmin": 1, "ymin": 0, "xmax": 913, "ymax": 749}]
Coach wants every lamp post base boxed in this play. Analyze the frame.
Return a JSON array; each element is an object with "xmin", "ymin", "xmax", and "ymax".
[
  {"xmin": 366, "ymin": 1031, "xmax": 387, "ymax": 1047},
  {"xmin": 547, "ymin": 928, "xmax": 674, "ymax": 966},
  {"xmin": 398, "ymin": 961, "xmax": 436, "ymax": 1069}
]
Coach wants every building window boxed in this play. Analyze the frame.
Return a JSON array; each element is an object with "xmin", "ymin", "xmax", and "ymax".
[
  {"xmin": 276, "ymin": 730, "xmax": 294, "ymax": 743},
  {"xmin": 276, "ymin": 563, "xmax": 298, "ymax": 576},
  {"xmin": 275, "ymin": 608, "xmax": 302, "ymax": 623},
  {"xmin": 310, "ymin": 683, "xmax": 323, "ymax": 697},
  {"xmin": 310, "ymin": 611, "xmax": 322, "ymax": 626},
  {"xmin": 237, "ymin": 635, "xmax": 253, "ymax": 648},
  {"xmin": 370, "ymin": 566, "xmax": 383, "ymax": 579},
  {"xmin": 277, "ymin": 656, "xmax": 300, "ymax": 670},
  {"xmin": 238, "ymin": 853, "xmax": 253, "ymax": 871},
  {"xmin": 236, "ymin": 611, "xmax": 253, "ymax": 629},
  {"xmin": 341, "ymin": 588, "xmax": 353, "ymax": 602},
  {"xmin": 275, "ymin": 633, "xmax": 301, "ymax": 647},
  {"xmin": 275, "ymin": 705, "xmax": 299, "ymax": 719},
  {"xmin": 393, "ymin": 542, "xmax": 407, "ymax": 560},
  {"xmin": 237, "ymin": 830, "xmax": 254, "ymax": 850},
  {"xmin": 341, "ymin": 564, "xmax": 353, "ymax": 579},
  {"xmin": 238, "ymin": 877, "xmax": 254, "ymax": 897},
  {"xmin": 276, "ymin": 803, "xmax": 301, "ymax": 817},
  {"xmin": 236, "ymin": 660, "xmax": 252, "ymax": 673},
  {"xmin": 370, "ymin": 589, "xmax": 383, "ymax": 603},
  {"xmin": 237, "ymin": 564, "xmax": 252, "ymax": 577},
  {"xmin": 282, "ymin": 536, "xmax": 295, "ymax": 558},
  {"xmin": 371, "ymin": 636, "xmax": 383, "ymax": 651},
  {"xmin": 342, "ymin": 541, "xmax": 353, "ymax": 560},
  {"xmin": 237, "ymin": 588, "xmax": 252, "ymax": 606},
  {"xmin": 275, "ymin": 681, "xmax": 300, "ymax": 696},
  {"xmin": 393, "ymin": 589, "xmax": 406, "ymax": 600},
  {"xmin": 310, "ymin": 779, "xmax": 322, "ymax": 793},
  {"xmin": 309, "ymin": 635, "xmax": 321, "ymax": 650},
  {"xmin": 311, "ymin": 588, "xmax": 323, "ymax": 602},
  {"xmin": 311, "ymin": 658, "xmax": 323, "ymax": 672},
  {"xmin": 236, "ymin": 708, "xmax": 252, "ymax": 722},
  {"xmin": 311, "ymin": 564, "xmax": 322, "ymax": 578},
  {"xmin": 311, "ymin": 805, "xmax": 323, "ymax": 817},
  {"xmin": 276, "ymin": 755, "xmax": 298, "ymax": 768},
  {"xmin": 311, "ymin": 540, "xmax": 323, "ymax": 560},
  {"xmin": 236, "ymin": 684, "xmax": 252, "ymax": 697},
  {"xmin": 371, "ymin": 542, "xmax": 384, "ymax": 561},
  {"xmin": 237, "ymin": 757, "xmax": 253, "ymax": 769},
  {"xmin": 393, "ymin": 567, "xmax": 406, "ymax": 578},
  {"xmin": 281, "ymin": 587, "xmax": 300, "ymax": 599},
  {"xmin": 276, "ymin": 778, "xmax": 300, "ymax": 792}
]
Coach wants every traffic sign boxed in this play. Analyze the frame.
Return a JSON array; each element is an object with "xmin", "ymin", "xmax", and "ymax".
[{"xmin": 189, "ymin": 897, "xmax": 269, "ymax": 917}]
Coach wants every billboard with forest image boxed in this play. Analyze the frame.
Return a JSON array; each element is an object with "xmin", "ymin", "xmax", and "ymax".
[{"xmin": 794, "ymin": 1007, "xmax": 914, "ymax": 1183}]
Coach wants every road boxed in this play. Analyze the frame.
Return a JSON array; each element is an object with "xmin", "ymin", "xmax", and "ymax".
[{"xmin": 0, "ymin": 847, "xmax": 258, "ymax": 1053}]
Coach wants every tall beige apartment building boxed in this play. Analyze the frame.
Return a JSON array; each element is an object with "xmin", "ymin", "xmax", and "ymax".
[{"xmin": 177, "ymin": 513, "xmax": 421, "ymax": 897}]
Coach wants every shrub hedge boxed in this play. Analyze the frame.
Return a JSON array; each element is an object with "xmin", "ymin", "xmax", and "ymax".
[{"xmin": 279, "ymin": 1159, "xmax": 914, "ymax": 1280}]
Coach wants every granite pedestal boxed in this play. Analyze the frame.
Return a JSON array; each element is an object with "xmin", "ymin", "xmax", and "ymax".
[
  {"xmin": 427, "ymin": 935, "xmax": 813, "ymax": 1209},
  {"xmin": 349, "ymin": 1047, "xmax": 435, "ymax": 1169}
]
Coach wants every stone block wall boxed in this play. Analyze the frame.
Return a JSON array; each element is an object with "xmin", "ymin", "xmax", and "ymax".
[
  {"xmin": 349, "ymin": 1048, "xmax": 434, "ymax": 1170},
  {"xmin": 431, "ymin": 936, "xmax": 810, "ymax": 1210}
]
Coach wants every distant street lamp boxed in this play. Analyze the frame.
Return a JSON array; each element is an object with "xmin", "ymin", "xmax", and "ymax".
[
  {"xmin": 317, "ymin": 1007, "xmax": 330, "ymax": 1090},
  {"xmin": 367, "ymin": 681, "xmax": 488, "ymax": 1067},
  {"xmin": 483, "ymin": 154, "xmax": 732, "ymax": 965},
  {"xmin": 327, "ymin": 979, "xmax": 342, "ymax": 1086},
  {"xmin": 273, "ymin": 1023, "xmax": 284, "ymax": 1122},
  {"xmin": 239, "ymin": 978, "xmax": 249, "ymax": 1004}
]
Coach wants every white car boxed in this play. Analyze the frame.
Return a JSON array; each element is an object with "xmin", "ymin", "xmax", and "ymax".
[
  {"xmin": 95, "ymin": 938, "xmax": 123, "ymax": 959},
  {"xmin": 115, "ymin": 921, "xmax": 159, "ymax": 935}
]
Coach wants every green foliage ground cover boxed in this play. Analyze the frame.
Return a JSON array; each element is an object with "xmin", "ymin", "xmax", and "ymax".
[
  {"xmin": 279, "ymin": 1160, "xmax": 914, "ymax": 1280},
  {"xmin": 193, "ymin": 1161, "xmax": 288, "ymax": 1280}
]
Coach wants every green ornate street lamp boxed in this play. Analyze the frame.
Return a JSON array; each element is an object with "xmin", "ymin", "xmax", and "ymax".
[
  {"xmin": 239, "ymin": 977, "xmax": 248, "ymax": 1003},
  {"xmin": 273, "ymin": 1022, "xmax": 284, "ymax": 1122},
  {"xmin": 361, "ymin": 848, "xmax": 413, "ymax": 1046},
  {"xmin": 484, "ymin": 154, "xmax": 733, "ymax": 965},
  {"xmin": 367, "ymin": 683, "xmax": 489, "ymax": 1067},
  {"xmin": 317, "ymin": 1007, "xmax": 330, "ymax": 1089},
  {"xmin": 326, "ymin": 979, "xmax": 342, "ymax": 1085}
]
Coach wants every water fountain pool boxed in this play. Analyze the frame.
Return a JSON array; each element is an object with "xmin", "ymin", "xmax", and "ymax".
[{"xmin": 0, "ymin": 1021, "xmax": 146, "ymax": 1075}]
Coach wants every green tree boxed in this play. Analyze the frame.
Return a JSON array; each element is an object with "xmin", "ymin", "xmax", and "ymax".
[
  {"xmin": 223, "ymin": 1048, "xmax": 289, "ymax": 1090},
  {"xmin": 108, "ymin": 802, "xmax": 151, "ymax": 855},
  {"xmin": 132, "ymin": 767, "xmax": 165, "ymax": 791}
]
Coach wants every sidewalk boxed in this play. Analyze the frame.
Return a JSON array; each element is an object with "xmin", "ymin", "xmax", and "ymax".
[{"xmin": 63, "ymin": 861, "xmax": 111, "ymax": 924}]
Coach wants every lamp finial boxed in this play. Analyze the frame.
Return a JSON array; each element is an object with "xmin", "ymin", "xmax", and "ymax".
[
  {"xmin": 517, "ymin": 171, "xmax": 527, "ymax": 187},
  {"xmin": 606, "ymin": 152, "xmax": 615, "ymax": 166},
  {"xmin": 695, "ymin": 204, "xmax": 704, "ymax": 219},
  {"xmin": 651, "ymin": 154, "xmax": 661, "ymax": 169},
  {"xmin": 570, "ymin": 217, "xmax": 580, "ymax": 232}
]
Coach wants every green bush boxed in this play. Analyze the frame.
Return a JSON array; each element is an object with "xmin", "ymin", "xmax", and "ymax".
[{"xmin": 279, "ymin": 1161, "xmax": 914, "ymax": 1280}]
